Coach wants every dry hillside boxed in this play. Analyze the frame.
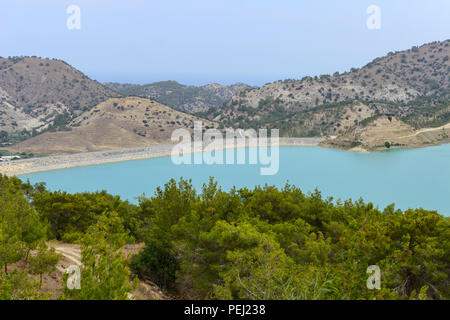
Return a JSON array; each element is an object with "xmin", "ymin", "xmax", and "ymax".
[
  {"xmin": 2, "ymin": 40, "xmax": 449, "ymax": 153},
  {"xmin": 201, "ymin": 40, "xmax": 450, "ymax": 137},
  {"xmin": 229, "ymin": 40, "xmax": 449, "ymax": 110},
  {"xmin": 10, "ymin": 97, "xmax": 217, "ymax": 154},
  {"xmin": 0, "ymin": 56, "xmax": 119, "ymax": 133}
]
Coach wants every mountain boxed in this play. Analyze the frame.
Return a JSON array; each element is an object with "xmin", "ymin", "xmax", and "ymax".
[
  {"xmin": 104, "ymin": 80, "xmax": 252, "ymax": 113},
  {"xmin": 199, "ymin": 40, "xmax": 450, "ymax": 137},
  {"xmin": 10, "ymin": 97, "xmax": 217, "ymax": 154},
  {"xmin": 0, "ymin": 56, "xmax": 119, "ymax": 136},
  {"xmin": 2, "ymin": 40, "xmax": 449, "ymax": 154},
  {"xmin": 0, "ymin": 57, "xmax": 223, "ymax": 154}
]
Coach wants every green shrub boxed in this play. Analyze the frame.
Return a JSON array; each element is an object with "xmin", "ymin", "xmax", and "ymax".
[
  {"xmin": 350, "ymin": 141, "xmax": 362, "ymax": 148},
  {"xmin": 61, "ymin": 231, "xmax": 84, "ymax": 244},
  {"xmin": 130, "ymin": 241, "xmax": 178, "ymax": 288}
]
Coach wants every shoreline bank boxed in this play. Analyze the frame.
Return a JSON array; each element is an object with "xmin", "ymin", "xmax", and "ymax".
[
  {"xmin": 4, "ymin": 136, "xmax": 449, "ymax": 177},
  {"xmin": 1, "ymin": 137, "xmax": 324, "ymax": 176}
]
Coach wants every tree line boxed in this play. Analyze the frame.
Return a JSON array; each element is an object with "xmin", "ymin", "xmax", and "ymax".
[{"xmin": 0, "ymin": 174, "xmax": 448, "ymax": 300}]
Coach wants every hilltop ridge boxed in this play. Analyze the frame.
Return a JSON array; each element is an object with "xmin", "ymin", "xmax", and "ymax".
[
  {"xmin": 1, "ymin": 40, "xmax": 449, "ymax": 154},
  {"xmin": 200, "ymin": 40, "xmax": 450, "ymax": 137},
  {"xmin": 104, "ymin": 80, "xmax": 252, "ymax": 113},
  {"xmin": 0, "ymin": 56, "xmax": 118, "ymax": 128}
]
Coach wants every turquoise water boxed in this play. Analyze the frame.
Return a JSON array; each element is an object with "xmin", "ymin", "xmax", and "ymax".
[{"xmin": 20, "ymin": 144, "xmax": 450, "ymax": 216}]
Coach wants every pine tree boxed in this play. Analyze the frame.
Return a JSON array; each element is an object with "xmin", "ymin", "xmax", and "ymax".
[
  {"xmin": 62, "ymin": 208, "xmax": 138, "ymax": 300},
  {"xmin": 28, "ymin": 242, "xmax": 61, "ymax": 287}
]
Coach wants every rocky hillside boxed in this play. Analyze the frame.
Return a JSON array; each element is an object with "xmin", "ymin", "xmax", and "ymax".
[
  {"xmin": 104, "ymin": 80, "xmax": 251, "ymax": 113},
  {"xmin": 200, "ymin": 40, "xmax": 450, "ymax": 137},
  {"xmin": 2, "ymin": 40, "xmax": 449, "ymax": 154},
  {"xmin": 0, "ymin": 56, "xmax": 119, "ymax": 135},
  {"xmin": 10, "ymin": 97, "xmax": 217, "ymax": 154}
]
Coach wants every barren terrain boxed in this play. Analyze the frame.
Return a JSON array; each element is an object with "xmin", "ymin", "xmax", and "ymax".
[{"xmin": 7, "ymin": 97, "xmax": 217, "ymax": 154}]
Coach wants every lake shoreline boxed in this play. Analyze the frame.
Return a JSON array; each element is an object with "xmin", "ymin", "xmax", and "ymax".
[
  {"xmin": 3, "ymin": 136, "xmax": 450, "ymax": 177},
  {"xmin": 1, "ymin": 137, "xmax": 324, "ymax": 176},
  {"xmin": 320, "ymin": 138, "xmax": 450, "ymax": 154}
]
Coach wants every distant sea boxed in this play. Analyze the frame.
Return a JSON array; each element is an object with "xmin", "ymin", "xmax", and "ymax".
[{"xmin": 20, "ymin": 145, "xmax": 450, "ymax": 216}]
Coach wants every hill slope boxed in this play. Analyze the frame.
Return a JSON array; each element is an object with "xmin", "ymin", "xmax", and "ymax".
[
  {"xmin": 10, "ymin": 97, "xmax": 217, "ymax": 154},
  {"xmin": 200, "ymin": 40, "xmax": 450, "ymax": 137},
  {"xmin": 104, "ymin": 80, "xmax": 251, "ymax": 113},
  {"xmin": 0, "ymin": 56, "xmax": 119, "ymax": 134}
]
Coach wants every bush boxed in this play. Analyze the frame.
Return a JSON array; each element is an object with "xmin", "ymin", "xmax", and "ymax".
[
  {"xmin": 61, "ymin": 231, "xmax": 84, "ymax": 244},
  {"xmin": 130, "ymin": 241, "xmax": 178, "ymax": 288},
  {"xmin": 350, "ymin": 141, "xmax": 362, "ymax": 148}
]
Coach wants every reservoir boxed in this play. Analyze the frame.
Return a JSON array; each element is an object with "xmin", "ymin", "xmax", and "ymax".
[{"xmin": 20, "ymin": 144, "xmax": 450, "ymax": 216}]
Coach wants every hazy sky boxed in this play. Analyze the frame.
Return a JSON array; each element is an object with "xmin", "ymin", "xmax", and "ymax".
[{"xmin": 2, "ymin": 0, "xmax": 450, "ymax": 85}]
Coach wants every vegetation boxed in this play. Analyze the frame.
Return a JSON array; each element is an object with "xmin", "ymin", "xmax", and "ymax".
[
  {"xmin": 61, "ymin": 209, "xmax": 138, "ymax": 300},
  {"xmin": 0, "ymin": 175, "xmax": 52, "ymax": 299},
  {"xmin": 28, "ymin": 243, "xmax": 61, "ymax": 287},
  {"xmin": 0, "ymin": 174, "xmax": 449, "ymax": 300},
  {"xmin": 32, "ymin": 189, "xmax": 139, "ymax": 241},
  {"xmin": 45, "ymin": 112, "xmax": 72, "ymax": 132},
  {"xmin": 104, "ymin": 81, "xmax": 251, "ymax": 113},
  {"xmin": 0, "ymin": 129, "xmax": 37, "ymax": 146},
  {"xmin": 131, "ymin": 178, "xmax": 449, "ymax": 300},
  {"xmin": 0, "ymin": 175, "xmax": 138, "ymax": 300},
  {"xmin": 130, "ymin": 241, "xmax": 177, "ymax": 289},
  {"xmin": 201, "ymin": 91, "xmax": 450, "ymax": 138}
]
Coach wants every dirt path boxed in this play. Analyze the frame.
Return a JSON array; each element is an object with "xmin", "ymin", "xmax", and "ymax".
[
  {"xmin": 416, "ymin": 122, "xmax": 450, "ymax": 134},
  {"xmin": 49, "ymin": 242, "xmax": 168, "ymax": 300},
  {"xmin": 396, "ymin": 122, "xmax": 450, "ymax": 139},
  {"xmin": 52, "ymin": 244, "xmax": 81, "ymax": 271}
]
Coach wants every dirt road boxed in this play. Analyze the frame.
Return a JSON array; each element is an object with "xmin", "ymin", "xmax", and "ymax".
[
  {"xmin": 49, "ymin": 243, "xmax": 168, "ymax": 300},
  {"xmin": 396, "ymin": 122, "xmax": 450, "ymax": 139}
]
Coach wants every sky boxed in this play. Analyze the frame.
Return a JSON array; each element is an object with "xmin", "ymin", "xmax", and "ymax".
[{"xmin": 1, "ymin": 0, "xmax": 450, "ymax": 86}]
